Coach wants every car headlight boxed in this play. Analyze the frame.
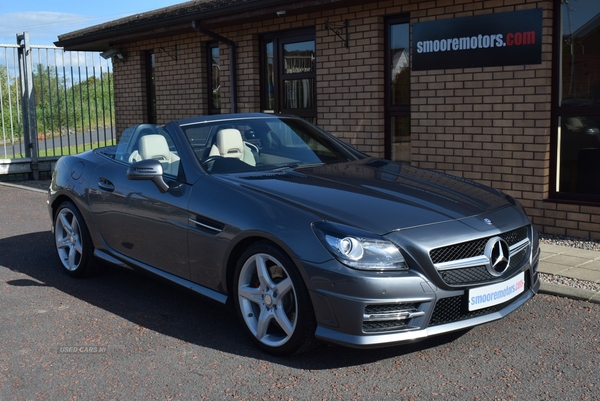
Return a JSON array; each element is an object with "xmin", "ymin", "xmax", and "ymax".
[{"xmin": 312, "ymin": 221, "xmax": 407, "ymax": 271}]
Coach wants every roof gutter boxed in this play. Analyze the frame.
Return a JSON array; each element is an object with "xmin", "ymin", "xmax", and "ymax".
[
  {"xmin": 192, "ymin": 21, "xmax": 237, "ymax": 114},
  {"xmin": 55, "ymin": 0, "xmax": 303, "ymax": 50}
]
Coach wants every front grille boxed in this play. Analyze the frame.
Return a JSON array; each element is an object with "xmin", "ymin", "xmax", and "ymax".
[
  {"xmin": 428, "ymin": 272, "xmax": 530, "ymax": 327},
  {"xmin": 430, "ymin": 226, "xmax": 528, "ymax": 264},
  {"xmin": 440, "ymin": 247, "xmax": 528, "ymax": 285},
  {"xmin": 430, "ymin": 226, "xmax": 530, "ymax": 286}
]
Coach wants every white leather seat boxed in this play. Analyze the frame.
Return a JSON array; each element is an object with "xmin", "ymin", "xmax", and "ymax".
[
  {"xmin": 140, "ymin": 134, "xmax": 171, "ymax": 161},
  {"xmin": 138, "ymin": 134, "xmax": 180, "ymax": 176},
  {"xmin": 209, "ymin": 128, "xmax": 256, "ymax": 166}
]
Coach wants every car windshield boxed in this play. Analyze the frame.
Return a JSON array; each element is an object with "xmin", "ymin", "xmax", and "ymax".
[{"xmin": 180, "ymin": 116, "xmax": 365, "ymax": 174}]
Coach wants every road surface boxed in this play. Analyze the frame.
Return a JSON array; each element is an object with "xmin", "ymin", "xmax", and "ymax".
[{"xmin": 0, "ymin": 185, "xmax": 598, "ymax": 400}]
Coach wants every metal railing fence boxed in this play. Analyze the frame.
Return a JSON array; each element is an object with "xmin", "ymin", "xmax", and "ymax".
[{"xmin": 1, "ymin": 32, "xmax": 115, "ymax": 178}]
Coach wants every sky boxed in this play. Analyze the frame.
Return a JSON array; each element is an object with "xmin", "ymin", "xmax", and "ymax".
[
  {"xmin": 1, "ymin": 0, "xmax": 598, "ymax": 47},
  {"xmin": 0, "ymin": 0, "xmax": 185, "ymax": 46}
]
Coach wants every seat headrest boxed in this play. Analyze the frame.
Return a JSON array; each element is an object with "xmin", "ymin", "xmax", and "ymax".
[
  {"xmin": 214, "ymin": 129, "xmax": 244, "ymax": 159},
  {"xmin": 566, "ymin": 117, "xmax": 584, "ymax": 130},
  {"xmin": 139, "ymin": 134, "xmax": 170, "ymax": 161}
]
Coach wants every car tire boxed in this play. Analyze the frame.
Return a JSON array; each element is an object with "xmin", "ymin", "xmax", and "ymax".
[
  {"xmin": 233, "ymin": 242, "xmax": 317, "ymax": 356},
  {"xmin": 54, "ymin": 201, "xmax": 95, "ymax": 277}
]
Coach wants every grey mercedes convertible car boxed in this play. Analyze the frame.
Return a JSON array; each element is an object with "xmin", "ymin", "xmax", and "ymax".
[{"xmin": 49, "ymin": 113, "xmax": 540, "ymax": 355}]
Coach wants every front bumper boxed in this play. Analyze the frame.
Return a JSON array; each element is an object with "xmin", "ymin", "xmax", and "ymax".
[
  {"xmin": 303, "ymin": 222, "xmax": 540, "ymax": 349},
  {"xmin": 315, "ymin": 285, "xmax": 537, "ymax": 348}
]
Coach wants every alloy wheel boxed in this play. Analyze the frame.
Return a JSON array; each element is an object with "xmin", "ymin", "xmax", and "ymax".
[
  {"xmin": 55, "ymin": 207, "xmax": 84, "ymax": 271},
  {"xmin": 237, "ymin": 252, "xmax": 298, "ymax": 348}
]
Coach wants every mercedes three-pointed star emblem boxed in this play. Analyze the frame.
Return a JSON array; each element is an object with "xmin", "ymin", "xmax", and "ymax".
[{"xmin": 484, "ymin": 237, "xmax": 510, "ymax": 276}]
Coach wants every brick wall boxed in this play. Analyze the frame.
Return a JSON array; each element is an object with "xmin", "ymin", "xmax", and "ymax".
[
  {"xmin": 114, "ymin": 33, "xmax": 207, "ymax": 134},
  {"xmin": 110, "ymin": 0, "xmax": 600, "ymax": 239},
  {"xmin": 315, "ymin": 5, "xmax": 386, "ymax": 155},
  {"xmin": 112, "ymin": 46, "xmax": 147, "ymax": 134},
  {"xmin": 115, "ymin": 7, "xmax": 391, "ymax": 155},
  {"xmin": 207, "ymin": 5, "xmax": 390, "ymax": 155},
  {"xmin": 411, "ymin": 1, "xmax": 553, "ymax": 208},
  {"xmin": 405, "ymin": 0, "xmax": 600, "ymax": 240}
]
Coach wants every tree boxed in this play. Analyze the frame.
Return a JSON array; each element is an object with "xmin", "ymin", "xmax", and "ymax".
[
  {"xmin": 32, "ymin": 63, "xmax": 114, "ymax": 138},
  {"xmin": 0, "ymin": 65, "xmax": 23, "ymax": 142}
]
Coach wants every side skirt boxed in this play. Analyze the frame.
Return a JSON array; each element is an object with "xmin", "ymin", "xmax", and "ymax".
[{"xmin": 94, "ymin": 249, "xmax": 228, "ymax": 304}]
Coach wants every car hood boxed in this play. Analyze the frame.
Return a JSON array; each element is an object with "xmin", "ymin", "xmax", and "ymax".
[{"xmin": 225, "ymin": 159, "xmax": 512, "ymax": 234}]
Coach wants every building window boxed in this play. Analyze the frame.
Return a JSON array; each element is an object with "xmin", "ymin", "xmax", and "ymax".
[
  {"xmin": 260, "ymin": 28, "xmax": 316, "ymax": 122},
  {"xmin": 386, "ymin": 16, "xmax": 411, "ymax": 163},
  {"xmin": 553, "ymin": 0, "xmax": 600, "ymax": 200},
  {"xmin": 207, "ymin": 42, "xmax": 221, "ymax": 114},
  {"xmin": 145, "ymin": 50, "xmax": 156, "ymax": 124}
]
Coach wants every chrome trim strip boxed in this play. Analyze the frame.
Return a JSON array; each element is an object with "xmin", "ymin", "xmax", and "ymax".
[
  {"xmin": 363, "ymin": 310, "xmax": 425, "ymax": 322},
  {"xmin": 436, "ymin": 255, "xmax": 489, "ymax": 271},
  {"xmin": 94, "ymin": 250, "xmax": 228, "ymax": 304},
  {"xmin": 189, "ymin": 218, "xmax": 223, "ymax": 233},
  {"xmin": 509, "ymin": 238, "xmax": 529, "ymax": 255}
]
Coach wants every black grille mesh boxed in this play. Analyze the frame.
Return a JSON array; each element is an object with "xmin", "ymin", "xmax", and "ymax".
[
  {"xmin": 428, "ymin": 296, "xmax": 505, "ymax": 326},
  {"xmin": 363, "ymin": 321, "xmax": 410, "ymax": 332},
  {"xmin": 440, "ymin": 248, "xmax": 528, "ymax": 285},
  {"xmin": 428, "ymin": 272, "xmax": 530, "ymax": 326},
  {"xmin": 430, "ymin": 226, "xmax": 528, "ymax": 264}
]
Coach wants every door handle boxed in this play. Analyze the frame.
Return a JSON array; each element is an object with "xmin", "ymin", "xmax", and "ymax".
[{"xmin": 97, "ymin": 178, "xmax": 115, "ymax": 192}]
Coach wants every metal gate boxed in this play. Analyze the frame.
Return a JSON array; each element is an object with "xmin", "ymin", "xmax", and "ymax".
[{"xmin": 1, "ymin": 32, "xmax": 115, "ymax": 179}]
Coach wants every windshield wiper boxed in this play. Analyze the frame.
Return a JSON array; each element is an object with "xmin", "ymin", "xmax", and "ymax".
[{"xmin": 272, "ymin": 162, "xmax": 325, "ymax": 170}]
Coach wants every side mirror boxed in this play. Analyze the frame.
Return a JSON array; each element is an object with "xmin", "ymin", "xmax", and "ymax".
[{"xmin": 126, "ymin": 159, "xmax": 169, "ymax": 193}]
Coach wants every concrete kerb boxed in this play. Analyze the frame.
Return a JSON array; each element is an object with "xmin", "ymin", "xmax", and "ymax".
[
  {"xmin": 539, "ymin": 282, "xmax": 600, "ymax": 304},
  {"xmin": 0, "ymin": 181, "xmax": 48, "ymax": 193}
]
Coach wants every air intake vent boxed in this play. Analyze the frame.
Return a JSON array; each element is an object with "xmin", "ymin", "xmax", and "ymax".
[
  {"xmin": 362, "ymin": 303, "xmax": 424, "ymax": 333},
  {"xmin": 428, "ymin": 273, "xmax": 530, "ymax": 326}
]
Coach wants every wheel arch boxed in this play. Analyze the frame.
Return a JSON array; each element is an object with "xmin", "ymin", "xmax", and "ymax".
[
  {"xmin": 227, "ymin": 235, "xmax": 320, "ymax": 355},
  {"xmin": 51, "ymin": 193, "xmax": 96, "ymax": 277},
  {"xmin": 50, "ymin": 194, "xmax": 76, "ymax": 222},
  {"xmin": 224, "ymin": 235, "xmax": 302, "ymax": 307},
  {"xmin": 49, "ymin": 191, "xmax": 99, "ymax": 249}
]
